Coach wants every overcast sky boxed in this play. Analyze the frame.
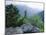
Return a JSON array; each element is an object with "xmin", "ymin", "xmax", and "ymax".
[
  {"xmin": 5, "ymin": 0, "xmax": 44, "ymax": 10},
  {"xmin": 14, "ymin": 2, "xmax": 43, "ymax": 10}
]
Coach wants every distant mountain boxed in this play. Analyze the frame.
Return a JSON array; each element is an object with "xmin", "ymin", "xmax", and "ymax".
[{"xmin": 16, "ymin": 5, "xmax": 43, "ymax": 17}]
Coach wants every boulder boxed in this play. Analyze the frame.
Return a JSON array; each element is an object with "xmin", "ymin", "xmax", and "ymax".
[
  {"xmin": 20, "ymin": 23, "xmax": 40, "ymax": 33},
  {"xmin": 31, "ymin": 26, "xmax": 40, "ymax": 33},
  {"xmin": 20, "ymin": 23, "xmax": 33, "ymax": 33},
  {"xmin": 5, "ymin": 27, "xmax": 23, "ymax": 35}
]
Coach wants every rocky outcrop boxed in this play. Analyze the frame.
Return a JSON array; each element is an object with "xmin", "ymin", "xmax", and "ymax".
[
  {"xmin": 5, "ymin": 27, "xmax": 23, "ymax": 35},
  {"xmin": 14, "ymin": 27, "xmax": 23, "ymax": 34},
  {"xmin": 5, "ymin": 23, "xmax": 40, "ymax": 35},
  {"xmin": 20, "ymin": 23, "xmax": 40, "ymax": 33},
  {"xmin": 20, "ymin": 23, "xmax": 33, "ymax": 33}
]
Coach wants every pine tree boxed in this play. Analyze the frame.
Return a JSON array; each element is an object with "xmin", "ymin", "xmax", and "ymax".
[{"xmin": 6, "ymin": 4, "xmax": 20, "ymax": 27}]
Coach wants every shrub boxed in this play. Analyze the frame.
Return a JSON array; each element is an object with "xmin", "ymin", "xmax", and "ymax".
[{"xmin": 28, "ymin": 16, "xmax": 44, "ymax": 32}]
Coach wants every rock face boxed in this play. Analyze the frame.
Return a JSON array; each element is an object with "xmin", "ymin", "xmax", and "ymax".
[
  {"xmin": 20, "ymin": 23, "xmax": 33, "ymax": 33},
  {"xmin": 31, "ymin": 27, "xmax": 40, "ymax": 33},
  {"xmin": 20, "ymin": 23, "xmax": 40, "ymax": 33},
  {"xmin": 5, "ymin": 27, "xmax": 14, "ymax": 35},
  {"xmin": 14, "ymin": 27, "xmax": 23, "ymax": 34},
  {"xmin": 5, "ymin": 27, "xmax": 23, "ymax": 35},
  {"xmin": 5, "ymin": 23, "xmax": 40, "ymax": 35}
]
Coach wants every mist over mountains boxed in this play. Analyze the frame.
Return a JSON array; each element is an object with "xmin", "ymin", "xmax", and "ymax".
[
  {"xmin": 5, "ymin": 0, "xmax": 44, "ymax": 17},
  {"xmin": 16, "ymin": 5, "xmax": 44, "ymax": 22},
  {"xmin": 16, "ymin": 5, "xmax": 43, "ymax": 17}
]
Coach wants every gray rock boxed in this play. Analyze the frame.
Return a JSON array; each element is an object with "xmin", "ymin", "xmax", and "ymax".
[
  {"xmin": 5, "ymin": 27, "xmax": 23, "ymax": 35},
  {"xmin": 5, "ymin": 31, "xmax": 11, "ymax": 35},
  {"xmin": 5, "ymin": 27, "xmax": 14, "ymax": 35},
  {"xmin": 5, "ymin": 27, "xmax": 14, "ymax": 33},
  {"xmin": 20, "ymin": 23, "xmax": 33, "ymax": 32},
  {"xmin": 5, "ymin": 23, "xmax": 40, "ymax": 35},
  {"xmin": 20, "ymin": 23, "xmax": 40, "ymax": 33},
  {"xmin": 31, "ymin": 27, "xmax": 40, "ymax": 33},
  {"xmin": 14, "ymin": 27, "xmax": 23, "ymax": 34}
]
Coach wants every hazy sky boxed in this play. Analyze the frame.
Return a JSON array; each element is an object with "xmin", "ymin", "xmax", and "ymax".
[
  {"xmin": 13, "ymin": 2, "xmax": 43, "ymax": 10},
  {"xmin": 6, "ymin": 0, "xmax": 43, "ymax": 10}
]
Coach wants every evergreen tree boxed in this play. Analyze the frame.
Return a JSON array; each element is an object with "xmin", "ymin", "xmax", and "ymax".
[{"xmin": 5, "ymin": 4, "xmax": 20, "ymax": 27}]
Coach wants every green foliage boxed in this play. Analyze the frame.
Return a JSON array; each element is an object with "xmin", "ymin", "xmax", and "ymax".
[
  {"xmin": 6, "ymin": 4, "xmax": 24, "ymax": 27},
  {"xmin": 28, "ymin": 16, "xmax": 44, "ymax": 32}
]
